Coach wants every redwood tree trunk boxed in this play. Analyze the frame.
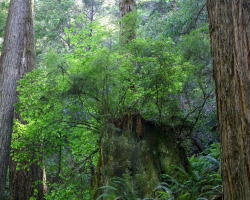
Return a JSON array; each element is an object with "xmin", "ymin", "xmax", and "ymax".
[
  {"xmin": 9, "ymin": 0, "xmax": 44, "ymax": 199},
  {"xmin": 119, "ymin": 0, "xmax": 136, "ymax": 43},
  {"xmin": 207, "ymin": 1, "xmax": 250, "ymax": 199},
  {"xmin": 0, "ymin": 0, "xmax": 29, "ymax": 198},
  {"xmin": 0, "ymin": 0, "xmax": 43, "ymax": 198}
]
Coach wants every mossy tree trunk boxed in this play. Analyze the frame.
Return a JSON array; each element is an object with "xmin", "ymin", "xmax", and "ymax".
[{"xmin": 207, "ymin": 1, "xmax": 250, "ymax": 199}]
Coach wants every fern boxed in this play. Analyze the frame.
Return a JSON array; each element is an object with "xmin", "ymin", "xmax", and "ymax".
[
  {"xmin": 96, "ymin": 144, "xmax": 221, "ymax": 200},
  {"xmin": 97, "ymin": 177, "xmax": 139, "ymax": 200},
  {"xmin": 160, "ymin": 143, "xmax": 222, "ymax": 200}
]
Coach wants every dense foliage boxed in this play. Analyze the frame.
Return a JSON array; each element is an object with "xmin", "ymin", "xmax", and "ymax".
[
  {"xmin": 0, "ymin": 0, "xmax": 8, "ymax": 51},
  {"xmin": 1, "ymin": 0, "xmax": 221, "ymax": 199}
]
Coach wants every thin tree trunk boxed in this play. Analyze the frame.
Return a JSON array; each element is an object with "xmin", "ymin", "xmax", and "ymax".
[
  {"xmin": 86, "ymin": 0, "xmax": 94, "ymax": 51},
  {"xmin": 0, "ymin": 0, "xmax": 30, "ymax": 197},
  {"xmin": 173, "ymin": 0, "xmax": 177, "ymax": 11},
  {"xmin": 43, "ymin": 165, "xmax": 47, "ymax": 194},
  {"xmin": 89, "ymin": 0, "xmax": 94, "ymax": 24},
  {"xmin": 207, "ymin": 1, "xmax": 250, "ymax": 199}
]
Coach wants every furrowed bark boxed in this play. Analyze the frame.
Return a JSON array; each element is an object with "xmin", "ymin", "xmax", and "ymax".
[
  {"xmin": 207, "ymin": 1, "xmax": 250, "ymax": 199},
  {"xmin": 0, "ymin": 0, "xmax": 29, "ymax": 197},
  {"xmin": 9, "ymin": 0, "xmax": 44, "ymax": 199}
]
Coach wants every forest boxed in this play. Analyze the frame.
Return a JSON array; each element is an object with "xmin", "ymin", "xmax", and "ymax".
[{"xmin": 0, "ymin": 0, "xmax": 249, "ymax": 200}]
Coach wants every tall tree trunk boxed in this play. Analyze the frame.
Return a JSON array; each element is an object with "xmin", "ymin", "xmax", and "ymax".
[
  {"xmin": 207, "ymin": 1, "xmax": 250, "ymax": 199},
  {"xmin": 86, "ymin": 0, "xmax": 94, "ymax": 51},
  {"xmin": 89, "ymin": 0, "xmax": 94, "ymax": 37},
  {"xmin": 8, "ymin": 0, "xmax": 44, "ymax": 199},
  {"xmin": 119, "ymin": 0, "xmax": 136, "ymax": 43},
  {"xmin": 89, "ymin": 0, "xmax": 94, "ymax": 23},
  {"xmin": 9, "ymin": 152, "xmax": 44, "ymax": 200},
  {"xmin": 0, "ymin": 0, "xmax": 29, "ymax": 197}
]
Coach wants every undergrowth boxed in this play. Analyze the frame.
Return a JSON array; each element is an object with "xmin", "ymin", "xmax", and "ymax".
[{"xmin": 97, "ymin": 143, "xmax": 222, "ymax": 200}]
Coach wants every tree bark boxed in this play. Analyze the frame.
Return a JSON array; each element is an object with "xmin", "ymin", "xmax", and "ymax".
[
  {"xmin": 0, "ymin": 0, "xmax": 29, "ymax": 197},
  {"xmin": 89, "ymin": 0, "xmax": 94, "ymax": 23},
  {"xmin": 8, "ymin": 0, "xmax": 44, "ymax": 199},
  {"xmin": 207, "ymin": 1, "xmax": 250, "ymax": 199},
  {"xmin": 119, "ymin": 0, "xmax": 136, "ymax": 43},
  {"xmin": 9, "ymin": 152, "xmax": 44, "ymax": 200},
  {"xmin": 0, "ymin": 0, "xmax": 43, "ymax": 198},
  {"xmin": 86, "ymin": 0, "xmax": 94, "ymax": 51}
]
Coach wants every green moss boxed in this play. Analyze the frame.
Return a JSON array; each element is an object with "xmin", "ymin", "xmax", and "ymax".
[{"xmin": 93, "ymin": 121, "xmax": 186, "ymax": 198}]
